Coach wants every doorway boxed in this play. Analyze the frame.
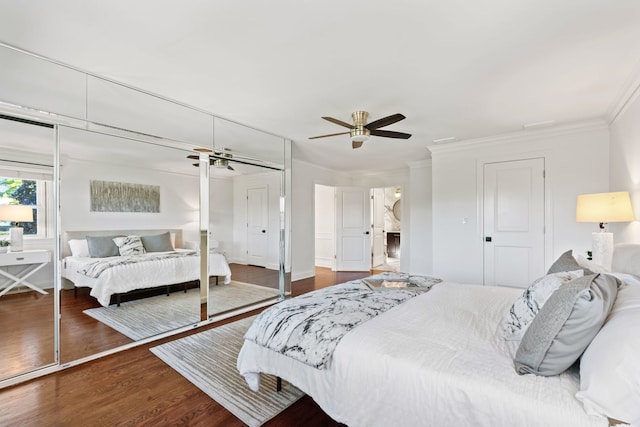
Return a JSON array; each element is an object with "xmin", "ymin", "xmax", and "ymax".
[{"xmin": 314, "ymin": 184, "xmax": 401, "ymax": 273}]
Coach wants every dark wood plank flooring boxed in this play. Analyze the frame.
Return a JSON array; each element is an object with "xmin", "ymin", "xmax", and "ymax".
[{"xmin": 0, "ymin": 266, "xmax": 375, "ymax": 426}]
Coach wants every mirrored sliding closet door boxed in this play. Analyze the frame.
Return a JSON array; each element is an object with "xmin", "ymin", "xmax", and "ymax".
[{"xmin": 0, "ymin": 115, "xmax": 57, "ymax": 380}]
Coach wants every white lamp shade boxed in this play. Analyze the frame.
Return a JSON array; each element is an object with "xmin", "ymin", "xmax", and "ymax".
[
  {"xmin": 576, "ymin": 192, "xmax": 634, "ymax": 224},
  {"xmin": 0, "ymin": 204, "xmax": 34, "ymax": 223}
]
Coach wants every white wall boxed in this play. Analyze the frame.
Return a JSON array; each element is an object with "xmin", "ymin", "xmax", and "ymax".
[
  {"xmin": 408, "ymin": 160, "xmax": 433, "ymax": 276},
  {"xmin": 430, "ymin": 121, "xmax": 610, "ymax": 284},
  {"xmin": 609, "ymin": 90, "xmax": 640, "ymax": 242},
  {"xmin": 209, "ymin": 176, "xmax": 234, "ymax": 253},
  {"xmin": 60, "ymin": 159, "xmax": 201, "ymax": 243}
]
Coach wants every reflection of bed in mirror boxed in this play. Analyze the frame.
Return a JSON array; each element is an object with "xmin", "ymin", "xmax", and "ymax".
[{"xmin": 61, "ymin": 229, "xmax": 231, "ymax": 306}]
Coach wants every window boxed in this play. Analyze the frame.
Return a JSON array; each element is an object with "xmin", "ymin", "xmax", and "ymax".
[{"xmin": 0, "ymin": 175, "xmax": 52, "ymax": 239}]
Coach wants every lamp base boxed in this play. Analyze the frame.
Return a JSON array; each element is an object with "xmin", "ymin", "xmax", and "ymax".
[
  {"xmin": 9, "ymin": 227, "xmax": 24, "ymax": 252},
  {"xmin": 591, "ymin": 232, "xmax": 613, "ymax": 271}
]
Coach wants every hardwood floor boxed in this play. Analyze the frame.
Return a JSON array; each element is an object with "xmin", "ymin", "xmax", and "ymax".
[{"xmin": 0, "ymin": 266, "xmax": 374, "ymax": 426}]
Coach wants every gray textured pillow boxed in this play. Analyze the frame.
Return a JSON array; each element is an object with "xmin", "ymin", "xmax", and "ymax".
[
  {"xmin": 86, "ymin": 235, "xmax": 122, "ymax": 258},
  {"xmin": 140, "ymin": 232, "xmax": 174, "ymax": 252},
  {"xmin": 547, "ymin": 250, "xmax": 593, "ymax": 275},
  {"xmin": 514, "ymin": 273, "xmax": 619, "ymax": 376}
]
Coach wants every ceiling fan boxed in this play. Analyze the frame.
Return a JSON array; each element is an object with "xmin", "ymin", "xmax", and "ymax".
[
  {"xmin": 309, "ymin": 111, "xmax": 411, "ymax": 149},
  {"xmin": 187, "ymin": 148, "xmax": 234, "ymax": 170}
]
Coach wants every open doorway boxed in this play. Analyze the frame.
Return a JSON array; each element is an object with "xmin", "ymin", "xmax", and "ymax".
[
  {"xmin": 372, "ymin": 186, "xmax": 401, "ymax": 272},
  {"xmin": 314, "ymin": 184, "xmax": 401, "ymax": 273}
]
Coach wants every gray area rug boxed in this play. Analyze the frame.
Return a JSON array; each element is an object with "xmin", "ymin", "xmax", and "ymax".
[
  {"xmin": 151, "ymin": 316, "xmax": 304, "ymax": 427},
  {"xmin": 83, "ymin": 281, "xmax": 279, "ymax": 340}
]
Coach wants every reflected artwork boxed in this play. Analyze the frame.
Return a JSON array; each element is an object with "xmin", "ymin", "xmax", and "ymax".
[{"xmin": 90, "ymin": 180, "xmax": 160, "ymax": 213}]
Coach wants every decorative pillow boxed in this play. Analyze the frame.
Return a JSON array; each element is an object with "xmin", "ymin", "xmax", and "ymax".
[
  {"xmin": 576, "ymin": 285, "xmax": 640, "ymax": 425},
  {"xmin": 112, "ymin": 236, "xmax": 146, "ymax": 256},
  {"xmin": 68, "ymin": 239, "xmax": 90, "ymax": 257},
  {"xmin": 86, "ymin": 235, "xmax": 122, "ymax": 258},
  {"xmin": 503, "ymin": 270, "xmax": 584, "ymax": 341},
  {"xmin": 140, "ymin": 232, "xmax": 174, "ymax": 252},
  {"xmin": 547, "ymin": 249, "xmax": 592, "ymax": 275},
  {"xmin": 513, "ymin": 273, "xmax": 619, "ymax": 376}
]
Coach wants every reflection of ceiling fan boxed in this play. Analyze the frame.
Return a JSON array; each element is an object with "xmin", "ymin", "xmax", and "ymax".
[
  {"xmin": 309, "ymin": 111, "xmax": 411, "ymax": 149},
  {"xmin": 187, "ymin": 148, "xmax": 234, "ymax": 170}
]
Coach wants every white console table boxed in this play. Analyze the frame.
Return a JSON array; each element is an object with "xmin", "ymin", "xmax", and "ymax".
[{"xmin": 0, "ymin": 249, "xmax": 51, "ymax": 297}]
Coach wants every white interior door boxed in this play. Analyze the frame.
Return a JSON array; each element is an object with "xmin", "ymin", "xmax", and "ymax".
[
  {"xmin": 336, "ymin": 187, "xmax": 371, "ymax": 271},
  {"xmin": 372, "ymin": 188, "xmax": 385, "ymax": 267},
  {"xmin": 247, "ymin": 186, "xmax": 268, "ymax": 267},
  {"xmin": 484, "ymin": 158, "xmax": 545, "ymax": 288}
]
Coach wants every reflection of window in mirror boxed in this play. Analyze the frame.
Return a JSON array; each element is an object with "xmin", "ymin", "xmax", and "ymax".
[{"xmin": 0, "ymin": 175, "xmax": 52, "ymax": 238}]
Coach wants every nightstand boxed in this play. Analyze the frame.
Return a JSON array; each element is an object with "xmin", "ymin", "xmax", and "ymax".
[{"xmin": 0, "ymin": 249, "xmax": 51, "ymax": 297}]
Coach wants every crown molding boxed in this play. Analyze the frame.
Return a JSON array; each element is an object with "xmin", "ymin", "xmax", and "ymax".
[{"xmin": 428, "ymin": 119, "xmax": 608, "ymax": 156}]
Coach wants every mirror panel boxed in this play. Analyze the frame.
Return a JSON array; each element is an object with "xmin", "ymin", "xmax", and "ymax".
[
  {"xmin": 0, "ymin": 44, "xmax": 87, "ymax": 120},
  {"xmin": 58, "ymin": 125, "xmax": 203, "ymax": 362},
  {"xmin": 87, "ymin": 76, "xmax": 215, "ymax": 147},
  {"xmin": 0, "ymin": 115, "xmax": 57, "ymax": 380}
]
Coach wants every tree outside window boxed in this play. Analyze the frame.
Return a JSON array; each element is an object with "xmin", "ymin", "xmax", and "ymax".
[{"xmin": 0, "ymin": 178, "xmax": 37, "ymax": 236}]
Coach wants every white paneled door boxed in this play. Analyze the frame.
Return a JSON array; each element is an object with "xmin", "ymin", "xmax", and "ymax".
[
  {"xmin": 336, "ymin": 187, "xmax": 372, "ymax": 271},
  {"xmin": 483, "ymin": 158, "xmax": 545, "ymax": 288},
  {"xmin": 247, "ymin": 186, "xmax": 268, "ymax": 267}
]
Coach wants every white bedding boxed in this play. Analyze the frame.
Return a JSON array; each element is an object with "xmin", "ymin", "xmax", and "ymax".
[
  {"xmin": 62, "ymin": 250, "xmax": 231, "ymax": 306},
  {"xmin": 237, "ymin": 283, "xmax": 608, "ymax": 427}
]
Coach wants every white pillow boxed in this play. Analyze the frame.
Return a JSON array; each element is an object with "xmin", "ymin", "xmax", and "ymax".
[
  {"xmin": 68, "ymin": 239, "xmax": 90, "ymax": 257},
  {"xmin": 576, "ymin": 284, "xmax": 640, "ymax": 425},
  {"xmin": 503, "ymin": 269, "xmax": 584, "ymax": 341},
  {"xmin": 607, "ymin": 272, "xmax": 640, "ymax": 287},
  {"xmin": 112, "ymin": 236, "xmax": 146, "ymax": 256}
]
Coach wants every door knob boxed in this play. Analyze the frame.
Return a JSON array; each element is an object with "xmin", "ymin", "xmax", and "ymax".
[
  {"xmin": 364, "ymin": 231, "xmax": 370, "ymax": 235},
  {"xmin": 261, "ymin": 230, "xmax": 266, "ymax": 233},
  {"xmin": 485, "ymin": 236, "xmax": 492, "ymax": 242}
]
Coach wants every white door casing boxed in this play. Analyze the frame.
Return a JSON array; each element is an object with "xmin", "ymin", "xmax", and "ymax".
[
  {"xmin": 336, "ymin": 186, "xmax": 372, "ymax": 271},
  {"xmin": 483, "ymin": 158, "xmax": 545, "ymax": 288},
  {"xmin": 372, "ymin": 188, "xmax": 385, "ymax": 267},
  {"xmin": 247, "ymin": 186, "xmax": 268, "ymax": 267}
]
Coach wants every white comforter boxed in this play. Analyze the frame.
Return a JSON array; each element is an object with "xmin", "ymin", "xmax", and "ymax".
[
  {"xmin": 237, "ymin": 283, "xmax": 608, "ymax": 427},
  {"xmin": 62, "ymin": 250, "xmax": 231, "ymax": 306}
]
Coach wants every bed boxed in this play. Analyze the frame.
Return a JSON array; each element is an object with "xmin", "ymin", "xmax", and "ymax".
[
  {"xmin": 61, "ymin": 229, "xmax": 232, "ymax": 307},
  {"xmin": 237, "ymin": 246, "xmax": 640, "ymax": 426}
]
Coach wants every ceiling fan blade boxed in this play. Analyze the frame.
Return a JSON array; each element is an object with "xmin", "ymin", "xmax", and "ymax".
[
  {"xmin": 322, "ymin": 117, "xmax": 354, "ymax": 129},
  {"xmin": 192, "ymin": 163, "xmax": 199, "ymax": 167},
  {"xmin": 228, "ymin": 165, "xmax": 235, "ymax": 171},
  {"xmin": 365, "ymin": 113, "xmax": 406, "ymax": 130},
  {"xmin": 369, "ymin": 129, "xmax": 412, "ymax": 139},
  {"xmin": 187, "ymin": 154, "xmax": 199, "ymax": 160},
  {"xmin": 352, "ymin": 140, "xmax": 364, "ymax": 149},
  {"xmin": 309, "ymin": 131, "xmax": 350, "ymax": 140}
]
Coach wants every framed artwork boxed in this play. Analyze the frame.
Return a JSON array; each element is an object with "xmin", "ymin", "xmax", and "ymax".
[{"xmin": 90, "ymin": 180, "xmax": 160, "ymax": 213}]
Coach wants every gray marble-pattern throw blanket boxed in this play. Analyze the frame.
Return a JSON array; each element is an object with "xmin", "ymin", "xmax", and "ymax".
[
  {"xmin": 244, "ymin": 273, "xmax": 441, "ymax": 369},
  {"xmin": 78, "ymin": 252, "xmax": 197, "ymax": 278}
]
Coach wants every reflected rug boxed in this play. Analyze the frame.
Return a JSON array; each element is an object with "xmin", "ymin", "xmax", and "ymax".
[
  {"xmin": 150, "ymin": 316, "xmax": 304, "ymax": 427},
  {"xmin": 83, "ymin": 281, "xmax": 278, "ymax": 340}
]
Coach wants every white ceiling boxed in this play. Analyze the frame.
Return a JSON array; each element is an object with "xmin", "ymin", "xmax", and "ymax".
[{"xmin": 1, "ymin": 0, "xmax": 639, "ymax": 172}]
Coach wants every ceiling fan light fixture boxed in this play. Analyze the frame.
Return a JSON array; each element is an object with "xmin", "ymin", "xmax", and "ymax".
[
  {"xmin": 350, "ymin": 128, "xmax": 370, "ymax": 143},
  {"xmin": 212, "ymin": 159, "xmax": 229, "ymax": 169}
]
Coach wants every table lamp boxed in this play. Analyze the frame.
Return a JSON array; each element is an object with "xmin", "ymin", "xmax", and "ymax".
[
  {"xmin": 576, "ymin": 191, "xmax": 635, "ymax": 270},
  {"xmin": 0, "ymin": 204, "xmax": 34, "ymax": 252}
]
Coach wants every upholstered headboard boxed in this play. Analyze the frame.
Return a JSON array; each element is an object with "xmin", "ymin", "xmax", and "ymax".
[
  {"xmin": 612, "ymin": 243, "xmax": 640, "ymax": 276},
  {"xmin": 62, "ymin": 229, "xmax": 183, "ymax": 258}
]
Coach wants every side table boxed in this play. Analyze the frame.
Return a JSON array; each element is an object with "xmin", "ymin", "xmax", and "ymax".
[{"xmin": 0, "ymin": 249, "xmax": 51, "ymax": 297}]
